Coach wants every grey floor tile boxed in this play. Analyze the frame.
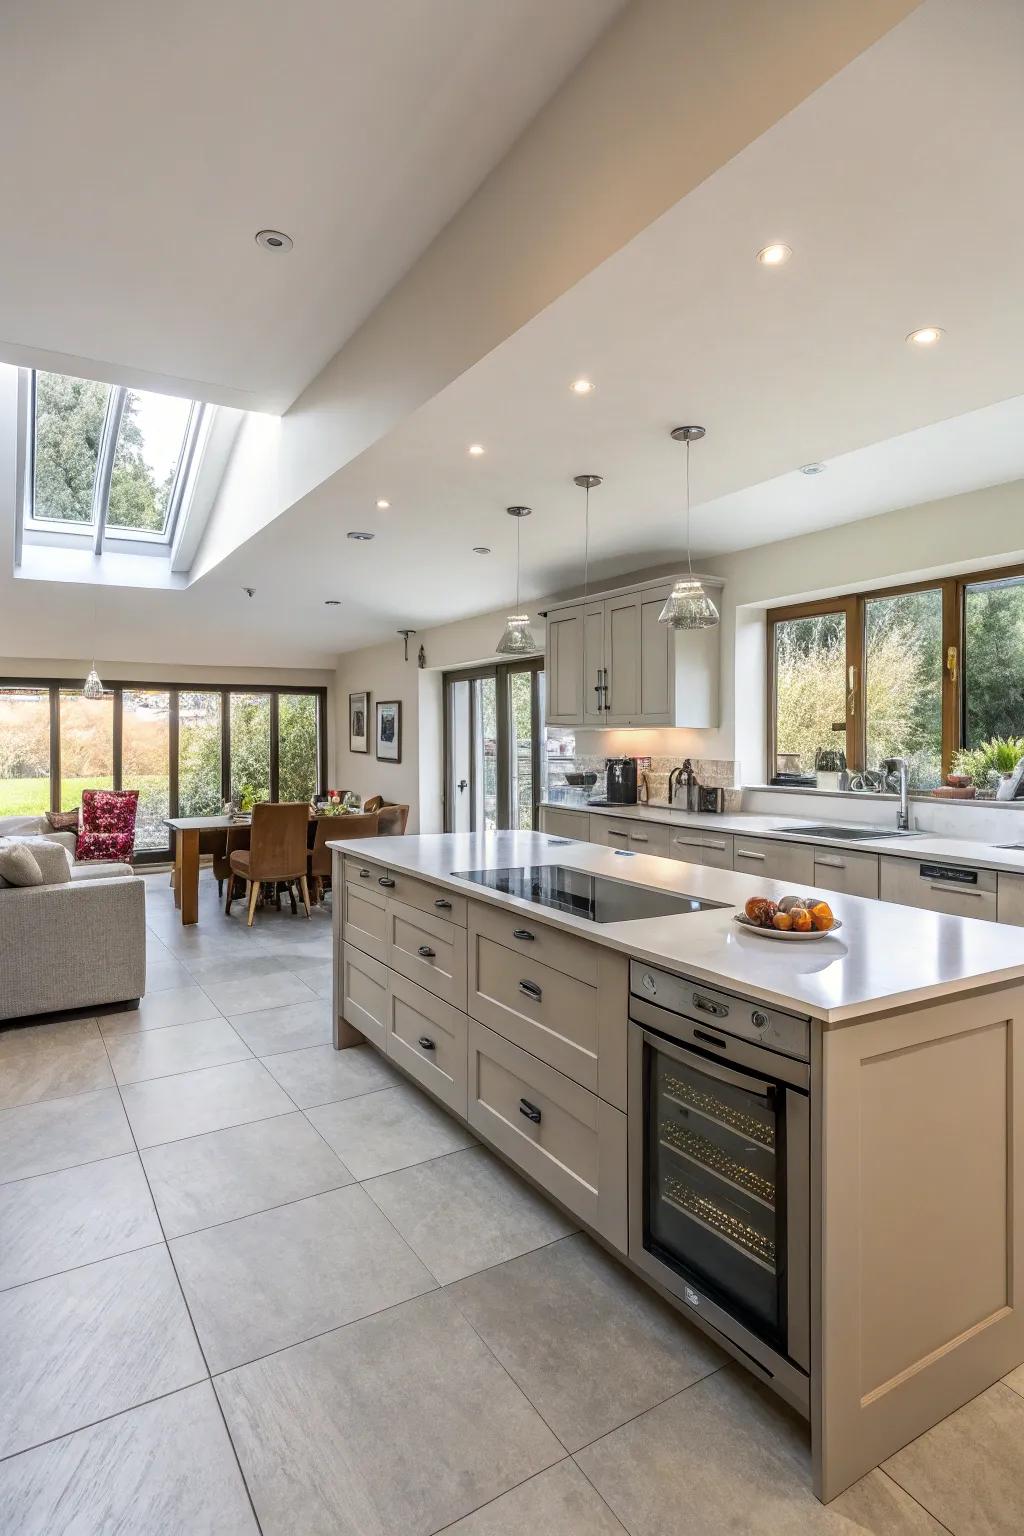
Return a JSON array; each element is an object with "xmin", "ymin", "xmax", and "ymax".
[
  {"xmin": 172, "ymin": 1183, "xmax": 436, "ymax": 1372},
  {"xmin": 142, "ymin": 1111, "xmax": 353, "ymax": 1238},
  {"xmin": 0, "ymin": 1381, "xmax": 258, "ymax": 1535},
  {"xmin": 97, "ymin": 984, "xmax": 221, "ymax": 1036},
  {"xmin": 0, "ymin": 1017, "xmax": 99, "ymax": 1058},
  {"xmin": 228, "ymin": 997, "xmax": 332, "ymax": 1056},
  {"xmin": 0, "ymin": 1089, "xmax": 133, "ymax": 1185},
  {"xmin": 449, "ymin": 1233, "xmax": 725, "ymax": 1450},
  {"xmin": 180, "ymin": 953, "xmax": 297, "ymax": 988},
  {"xmin": 0, "ymin": 1152, "xmax": 161, "ymax": 1291},
  {"xmin": 105, "ymin": 1016, "xmax": 252, "ymax": 1085},
  {"xmin": 0, "ymin": 1246, "xmax": 206, "ymax": 1459},
  {"xmin": 143, "ymin": 956, "xmax": 195, "ymax": 993},
  {"xmin": 279, "ymin": 959, "xmax": 332, "ymax": 996},
  {"xmin": 437, "ymin": 1460, "xmax": 627, "ymax": 1534},
  {"xmin": 121, "ymin": 1059, "xmax": 294, "ymax": 1148},
  {"xmin": 575, "ymin": 1367, "xmax": 943, "ymax": 1535},
  {"xmin": 307, "ymin": 1082, "xmax": 476, "ymax": 1179},
  {"xmin": 202, "ymin": 969, "xmax": 317, "ymax": 1017},
  {"xmin": 261, "ymin": 1041, "xmax": 401, "ymax": 1109},
  {"xmin": 0, "ymin": 1029, "xmax": 113, "ymax": 1111},
  {"xmin": 365, "ymin": 1144, "xmax": 575, "ymax": 1284},
  {"xmin": 882, "ymin": 1380, "xmax": 1024, "ymax": 1535},
  {"xmin": 217, "ymin": 1290, "xmax": 562, "ymax": 1536},
  {"xmin": 1005, "ymin": 1359, "xmax": 1024, "ymax": 1395}
]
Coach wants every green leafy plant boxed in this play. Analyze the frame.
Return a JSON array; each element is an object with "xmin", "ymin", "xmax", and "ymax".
[
  {"xmin": 951, "ymin": 736, "xmax": 1024, "ymax": 789},
  {"xmin": 238, "ymin": 783, "xmax": 259, "ymax": 813}
]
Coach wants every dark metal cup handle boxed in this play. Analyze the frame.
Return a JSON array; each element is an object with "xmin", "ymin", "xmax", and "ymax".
[
  {"xmin": 434, "ymin": 899, "xmax": 452, "ymax": 910},
  {"xmin": 358, "ymin": 869, "xmax": 370, "ymax": 879},
  {"xmin": 417, "ymin": 945, "xmax": 436, "ymax": 959},
  {"xmin": 418, "ymin": 1036, "xmax": 436, "ymax": 1051},
  {"xmin": 519, "ymin": 1098, "xmax": 542, "ymax": 1124},
  {"xmin": 518, "ymin": 980, "xmax": 542, "ymax": 1002},
  {"xmin": 512, "ymin": 928, "xmax": 535, "ymax": 941},
  {"xmin": 378, "ymin": 877, "xmax": 396, "ymax": 888}
]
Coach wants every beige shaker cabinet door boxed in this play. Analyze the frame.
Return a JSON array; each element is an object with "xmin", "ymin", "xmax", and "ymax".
[
  {"xmin": 341, "ymin": 943, "xmax": 388, "ymax": 1050},
  {"xmin": 638, "ymin": 590, "xmax": 674, "ymax": 724},
  {"xmin": 545, "ymin": 604, "xmax": 584, "ymax": 725},
  {"xmin": 538, "ymin": 807, "xmax": 592, "ymax": 841},
  {"xmin": 603, "ymin": 592, "xmax": 641, "ymax": 724},
  {"xmin": 733, "ymin": 836, "xmax": 815, "ymax": 886},
  {"xmin": 998, "ymin": 872, "xmax": 1024, "ymax": 927},
  {"xmin": 812, "ymin": 850, "xmax": 879, "ymax": 900},
  {"xmin": 468, "ymin": 1018, "xmax": 627, "ymax": 1252},
  {"xmin": 384, "ymin": 869, "xmax": 467, "ymax": 927},
  {"xmin": 468, "ymin": 932, "xmax": 599, "ymax": 1091},
  {"xmin": 582, "ymin": 602, "xmax": 608, "ymax": 726},
  {"xmin": 386, "ymin": 970, "xmax": 468, "ymax": 1116},
  {"xmin": 386, "ymin": 898, "xmax": 468, "ymax": 1009},
  {"xmin": 470, "ymin": 900, "xmax": 599, "ymax": 985},
  {"xmin": 343, "ymin": 880, "xmax": 388, "ymax": 963}
]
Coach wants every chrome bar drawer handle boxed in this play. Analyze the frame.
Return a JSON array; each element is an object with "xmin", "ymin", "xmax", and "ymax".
[
  {"xmin": 816, "ymin": 856, "xmax": 845, "ymax": 869},
  {"xmin": 519, "ymin": 1098, "xmax": 542, "ymax": 1124},
  {"xmin": 704, "ymin": 840, "xmax": 726, "ymax": 851},
  {"xmin": 512, "ymin": 928, "xmax": 535, "ymax": 941},
  {"xmin": 418, "ymin": 1035, "xmax": 436, "ymax": 1051},
  {"xmin": 736, "ymin": 850, "xmax": 766, "ymax": 861},
  {"xmin": 928, "ymin": 883, "xmax": 985, "ymax": 897},
  {"xmin": 417, "ymin": 945, "xmax": 436, "ymax": 959},
  {"xmin": 434, "ymin": 898, "xmax": 452, "ymax": 909},
  {"xmin": 629, "ymin": 833, "xmax": 649, "ymax": 843},
  {"xmin": 518, "ymin": 980, "xmax": 542, "ymax": 1002},
  {"xmin": 378, "ymin": 876, "xmax": 396, "ymax": 888}
]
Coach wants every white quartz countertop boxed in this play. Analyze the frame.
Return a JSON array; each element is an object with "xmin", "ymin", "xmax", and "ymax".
[
  {"xmin": 541, "ymin": 800, "xmax": 1024, "ymax": 875},
  {"xmin": 329, "ymin": 830, "xmax": 1024, "ymax": 1025}
]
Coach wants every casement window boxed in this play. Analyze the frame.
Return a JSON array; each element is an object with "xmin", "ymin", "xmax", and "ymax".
[
  {"xmin": 443, "ymin": 659, "xmax": 545, "ymax": 832},
  {"xmin": 767, "ymin": 567, "xmax": 1024, "ymax": 788}
]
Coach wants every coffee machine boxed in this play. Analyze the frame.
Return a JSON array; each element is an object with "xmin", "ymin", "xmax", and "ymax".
[{"xmin": 605, "ymin": 757, "xmax": 639, "ymax": 805}]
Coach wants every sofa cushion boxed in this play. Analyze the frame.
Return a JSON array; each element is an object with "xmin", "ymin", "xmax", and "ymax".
[
  {"xmin": 0, "ymin": 841, "xmax": 44, "ymax": 887},
  {"xmin": 70, "ymin": 860, "xmax": 134, "ymax": 882},
  {"xmin": 0, "ymin": 815, "xmax": 49, "ymax": 839},
  {"xmin": 46, "ymin": 808, "xmax": 80, "ymax": 833},
  {"xmin": 0, "ymin": 837, "xmax": 73, "ymax": 887}
]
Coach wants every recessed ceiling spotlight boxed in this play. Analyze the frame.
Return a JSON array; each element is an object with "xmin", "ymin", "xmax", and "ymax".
[
  {"xmin": 756, "ymin": 243, "xmax": 792, "ymax": 266},
  {"xmin": 570, "ymin": 378, "xmax": 595, "ymax": 395},
  {"xmin": 375, "ymin": 499, "xmax": 390, "ymax": 510},
  {"xmin": 347, "ymin": 531, "xmax": 374, "ymax": 541},
  {"xmin": 468, "ymin": 444, "xmax": 486, "ymax": 457},
  {"xmin": 799, "ymin": 462, "xmax": 826, "ymax": 475},
  {"xmin": 906, "ymin": 326, "xmax": 944, "ymax": 347},
  {"xmin": 324, "ymin": 599, "xmax": 341, "ymax": 606},
  {"xmin": 473, "ymin": 546, "xmax": 491, "ymax": 555},
  {"xmin": 255, "ymin": 229, "xmax": 293, "ymax": 253}
]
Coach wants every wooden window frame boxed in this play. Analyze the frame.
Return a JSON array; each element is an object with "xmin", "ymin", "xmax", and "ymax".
[{"xmin": 767, "ymin": 565, "xmax": 1024, "ymax": 786}]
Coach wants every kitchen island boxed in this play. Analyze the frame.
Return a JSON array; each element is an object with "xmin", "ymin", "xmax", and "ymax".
[{"xmin": 329, "ymin": 829, "xmax": 1024, "ymax": 1503}]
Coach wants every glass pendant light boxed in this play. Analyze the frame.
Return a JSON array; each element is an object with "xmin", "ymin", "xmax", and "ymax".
[
  {"xmin": 495, "ymin": 506, "xmax": 538, "ymax": 655},
  {"xmin": 573, "ymin": 474, "xmax": 602, "ymax": 601},
  {"xmin": 83, "ymin": 591, "xmax": 104, "ymax": 697},
  {"xmin": 659, "ymin": 424, "xmax": 719, "ymax": 630}
]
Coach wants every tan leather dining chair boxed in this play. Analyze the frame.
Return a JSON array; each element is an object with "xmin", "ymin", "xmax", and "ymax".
[
  {"xmin": 306, "ymin": 811, "xmax": 378, "ymax": 902},
  {"xmin": 213, "ymin": 824, "xmax": 250, "ymax": 898},
  {"xmin": 226, "ymin": 802, "xmax": 311, "ymax": 926},
  {"xmin": 362, "ymin": 795, "xmax": 384, "ymax": 813},
  {"xmin": 375, "ymin": 802, "xmax": 409, "ymax": 836}
]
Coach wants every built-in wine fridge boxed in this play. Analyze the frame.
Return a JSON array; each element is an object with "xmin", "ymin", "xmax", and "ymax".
[{"xmin": 628, "ymin": 963, "xmax": 811, "ymax": 1413}]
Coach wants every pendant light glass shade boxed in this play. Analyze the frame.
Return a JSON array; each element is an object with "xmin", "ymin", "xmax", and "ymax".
[
  {"xmin": 83, "ymin": 666, "xmax": 104, "ymax": 699},
  {"xmin": 495, "ymin": 506, "xmax": 537, "ymax": 655},
  {"xmin": 660, "ymin": 424, "xmax": 719, "ymax": 631}
]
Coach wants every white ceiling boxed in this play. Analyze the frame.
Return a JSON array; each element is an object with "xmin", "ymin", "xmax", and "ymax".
[
  {"xmin": 0, "ymin": 0, "xmax": 623, "ymax": 410},
  {"xmin": 198, "ymin": 0, "xmax": 1024, "ymax": 656}
]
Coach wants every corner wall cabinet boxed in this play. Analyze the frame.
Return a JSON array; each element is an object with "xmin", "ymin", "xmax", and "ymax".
[{"xmin": 544, "ymin": 574, "xmax": 722, "ymax": 729}]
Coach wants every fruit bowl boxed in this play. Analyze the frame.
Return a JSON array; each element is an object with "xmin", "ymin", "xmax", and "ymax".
[
  {"xmin": 734, "ymin": 892, "xmax": 842, "ymax": 939},
  {"xmin": 734, "ymin": 912, "xmax": 843, "ymax": 940}
]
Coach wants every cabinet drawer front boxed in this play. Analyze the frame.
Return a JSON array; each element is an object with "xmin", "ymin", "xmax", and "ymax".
[
  {"xmin": 342, "ymin": 944, "xmax": 388, "ymax": 1050},
  {"xmin": 594, "ymin": 816, "xmax": 635, "ymax": 847},
  {"xmin": 387, "ymin": 971, "xmax": 468, "ymax": 1115},
  {"xmin": 345, "ymin": 856, "xmax": 387, "ymax": 888},
  {"xmin": 539, "ymin": 807, "xmax": 590, "ymax": 840},
  {"xmin": 468, "ymin": 933, "xmax": 598, "ymax": 1090},
  {"xmin": 813, "ymin": 849, "xmax": 879, "ymax": 900},
  {"xmin": 998, "ymin": 872, "xmax": 1024, "ymax": 928},
  {"xmin": 386, "ymin": 870, "xmax": 467, "ymax": 927},
  {"xmin": 343, "ymin": 881, "xmax": 387, "ymax": 962},
  {"xmin": 699, "ymin": 832, "xmax": 734, "ymax": 870},
  {"xmin": 470, "ymin": 900, "xmax": 598, "ymax": 985},
  {"xmin": 622, "ymin": 822, "xmax": 670, "ymax": 856},
  {"xmin": 879, "ymin": 856, "xmax": 997, "ymax": 919},
  {"xmin": 733, "ymin": 836, "xmax": 815, "ymax": 885},
  {"xmin": 387, "ymin": 898, "xmax": 468, "ymax": 1008}
]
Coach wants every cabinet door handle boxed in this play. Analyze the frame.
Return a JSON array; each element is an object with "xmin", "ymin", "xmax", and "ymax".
[
  {"xmin": 378, "ymin": 876, "xmax": 396, "ymax": 888},
  {"xmin": 512, "ymin": 928, "xmax": 535, "ymax": 941},
  {"xmin": 607, "ymin": 828, "xmax": 629, "ymax": 839},
  {"xmin": 519, "ymin": 1098, "xmax": 542, "ymax": 1124},
  {"xmin": 358, "ymin": 868, "xmax": 371, "ymax": 879},
  {"xmin": 417, "ymin": 944, "xmax": 436, "ymax": 958},
  {"xmin": 673, "ymin": 836, "xmax": 701, "ymax": 847},
  {"xmin": 693, "ymin": 992, "xmax": 729, "ymax": 1018},
  {"xmin": 816, "ymin": 856, "xmax": 846, "ymax": 869},
  {"xmin": 736, "ymin": 849, "xmax": 766, "ymax": 862},
  {"xmin": 434, "ymin": 898, "xmax": 452, "ymax": 910},
  {"xmin": 418, "ymin": 1035, "xmax": 436, "ymax": 1051},
  {"xmin": 928, "ymin": 883, "xmax": 985, "ymax": 898},
  {"xmin": 518, "ymin": 980, "xmax": 543, "ymax": 1002},
  {"xmin": 704, "ymin": 840, "xmax": 726, "ymax": 851},
  {"xmin": 629, "ymin": 833, "xmax": 649, "ymax": 843}
]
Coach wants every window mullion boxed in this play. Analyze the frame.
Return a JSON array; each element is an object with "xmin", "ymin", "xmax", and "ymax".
[
  {"xmin": 846, "ymin": 595, "xmax": 866, "ymax": 773},
  {"xmin": 92, "ymin": 387, "xmax": 127, "ymax": 556},
  {"xmin": 941, "ymin": 578, "xmax": 961, "ymax": 777}
]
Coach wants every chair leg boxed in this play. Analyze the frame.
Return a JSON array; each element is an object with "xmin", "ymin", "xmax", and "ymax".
[
  {"xmin": 246, "ymin": 880, "xmax": 260, "ymax": 927},
  {"xmin": 299, "ymin": 875, "xmax": 311, "ymax": 919},
  {"xmin": 288, "ymin": 882, "xmax": 298, "ymax": 916},
  {"xmin": 225, "ymin": 875, "xmax": 234, "ymax": 916},
  {"xmin": 217, "ymin": 878, "xmax": 223, "ymax": 897}
]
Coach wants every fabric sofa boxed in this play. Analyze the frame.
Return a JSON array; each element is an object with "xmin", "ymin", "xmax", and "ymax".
[
  {"xmin": 0, "ymin": 813, "xmax": 79, "ymax": 858},
  {"xmin": 0, "ymin": 850, "xmax": 146, "ymax": 1021}
]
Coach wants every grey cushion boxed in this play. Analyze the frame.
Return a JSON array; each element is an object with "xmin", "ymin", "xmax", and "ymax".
[{"xmin": 0, "ymin": 841, "xmax": 44, "ymax": 887}]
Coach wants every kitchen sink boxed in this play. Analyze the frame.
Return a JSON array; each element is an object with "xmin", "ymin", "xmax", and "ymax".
[{"xmin": 771, "ymin": 824, "xmax": 921, "ymax": 841}]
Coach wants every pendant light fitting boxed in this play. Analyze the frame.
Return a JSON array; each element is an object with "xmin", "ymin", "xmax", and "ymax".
[
  {"xmin": 495, "ymin": 506, "xmax": 538, "ymax": 655},
  {"xmin": 659, "ymin": 425, "xmax": 719, "ymax": 631},
  {"xmin": 573, "ymin": 474, "xmax": 602, "ymax": 602},
  {"xmin": 83, "ymin": 589, "xmax": 104, "ymax": 698}
]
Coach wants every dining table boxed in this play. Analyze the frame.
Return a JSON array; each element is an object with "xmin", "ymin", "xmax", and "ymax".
[{"xmin": 165, "ymin": 814, "xmax": 246, "ymax": 926}]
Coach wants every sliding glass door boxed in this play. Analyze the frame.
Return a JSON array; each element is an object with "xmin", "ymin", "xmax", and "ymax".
[{"xmin": 444, "ymin": 659, "xmax": 543, "ymax": 832}]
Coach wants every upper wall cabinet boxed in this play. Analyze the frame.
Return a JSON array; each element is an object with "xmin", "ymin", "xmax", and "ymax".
[{"xmin": 544, "ymin": 576, "xmax": 722, "ymax": 729}]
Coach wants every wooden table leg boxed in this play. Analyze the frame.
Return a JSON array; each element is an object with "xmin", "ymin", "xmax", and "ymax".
[
  {"xmin": 173, "ymin": 833, "xmax": 182, "ymax": 908},
  {"xmin": 178, "ymin": 828, "xmax": 200, "ymax": 925}
]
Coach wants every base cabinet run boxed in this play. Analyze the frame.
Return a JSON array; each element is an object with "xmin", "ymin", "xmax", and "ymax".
[{"xmin": 337, "ymin": 852, "xmax": 628, "ymax": 1252}]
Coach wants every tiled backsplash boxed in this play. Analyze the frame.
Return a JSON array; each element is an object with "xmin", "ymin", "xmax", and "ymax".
[{"xmin": 546, "ymin": 751, "xmax": 740, "ymax": 809}]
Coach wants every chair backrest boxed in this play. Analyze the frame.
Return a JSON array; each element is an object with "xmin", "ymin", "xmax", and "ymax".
[
  {"xmin": 362, "ymin": 795, "xmax": 384, "ymax": 813},
  {"xmin": 247, "ymin": 802, "xmax": 310, "ymax": 880},
  {"xmin": 375, "ymin": 803, "xmax": 409, "ymax": 836}
]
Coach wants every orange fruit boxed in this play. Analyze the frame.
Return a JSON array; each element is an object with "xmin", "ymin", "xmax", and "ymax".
[
  {"xmin": 791, "ymin": 907, "xmax": 812, "ymax": 933},
  {"xmin": 810, "ymin": 901, "xmax": 834, "ymax": 932},
  {"xmin": 772, "ymin": 912, "xmax": 793, "ymax": 931}
]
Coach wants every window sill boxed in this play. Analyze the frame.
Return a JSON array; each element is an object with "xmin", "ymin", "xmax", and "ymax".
[{"xmin": 745, "ymin": 783, "xmax": 1024, "ymax": 809}]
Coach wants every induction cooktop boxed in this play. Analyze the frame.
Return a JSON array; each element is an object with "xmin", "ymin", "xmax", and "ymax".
[{"xmin": 451, "ymin": 865, "xmax": 726, "ymax": 924}]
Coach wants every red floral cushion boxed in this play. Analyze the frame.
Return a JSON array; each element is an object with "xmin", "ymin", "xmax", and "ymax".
[{"xmin": 77, "ymin": 791, "xmax": 139, "ymax": 862}]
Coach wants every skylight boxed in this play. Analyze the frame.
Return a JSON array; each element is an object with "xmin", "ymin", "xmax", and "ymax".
[{"xmin": 27, "ymin": 369, "xmax": 207, "ymax": 551}]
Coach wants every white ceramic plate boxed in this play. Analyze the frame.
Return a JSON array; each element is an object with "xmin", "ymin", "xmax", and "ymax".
[{"xmin": 733, "ymin": 913, "xmax": 843, "ymax": 941}]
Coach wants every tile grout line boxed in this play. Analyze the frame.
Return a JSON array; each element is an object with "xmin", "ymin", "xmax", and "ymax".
[
  {"xmin": 94, "ymin": 1019, "xmax": 267, "ymax": 1536},
  {"xmin": 875, "ymin": 1466, "xmax": 958, "ymax": 1536},
  {"xmin": 423, "ymin": 1457, "xmax": 631, "ymax": 1536}
]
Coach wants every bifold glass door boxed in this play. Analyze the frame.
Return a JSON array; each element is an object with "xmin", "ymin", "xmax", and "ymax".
[{"xmin": 444, "ymin": 660, "xmax": 544, "ymax": 832}]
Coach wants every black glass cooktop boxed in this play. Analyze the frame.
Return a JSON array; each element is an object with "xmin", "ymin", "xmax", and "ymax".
[{"xmin": 452, "ymin": 865, "xmax": 725, "ymax": 924}]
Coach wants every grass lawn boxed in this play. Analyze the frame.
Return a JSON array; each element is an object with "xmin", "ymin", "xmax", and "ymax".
[{"xmin": 0, "ymin": 776, "xmax": 169, "ymax": 821}]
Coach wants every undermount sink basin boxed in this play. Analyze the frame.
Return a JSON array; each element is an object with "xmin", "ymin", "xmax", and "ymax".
[{"xmin": 771, "ymin": 824, "xmax": 921, "ymax": 841}]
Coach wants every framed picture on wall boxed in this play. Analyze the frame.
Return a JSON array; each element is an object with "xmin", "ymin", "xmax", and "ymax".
[
  {"xmin": 375, "ymin": 700, "xmax": 401, "ymax": 763},
  {"xmin": 349, "ymin": 692, "xmax": 369, "ymax": 754}
]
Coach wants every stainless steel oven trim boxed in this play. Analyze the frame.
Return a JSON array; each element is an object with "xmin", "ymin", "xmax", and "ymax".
[
  {"xmin": 629, "ymin": 995, "xmax": 809, "ymax": 1090},
  {"xmin": 627, "ymin": 1021, "xmax": 810, "ymax": 1403}
]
